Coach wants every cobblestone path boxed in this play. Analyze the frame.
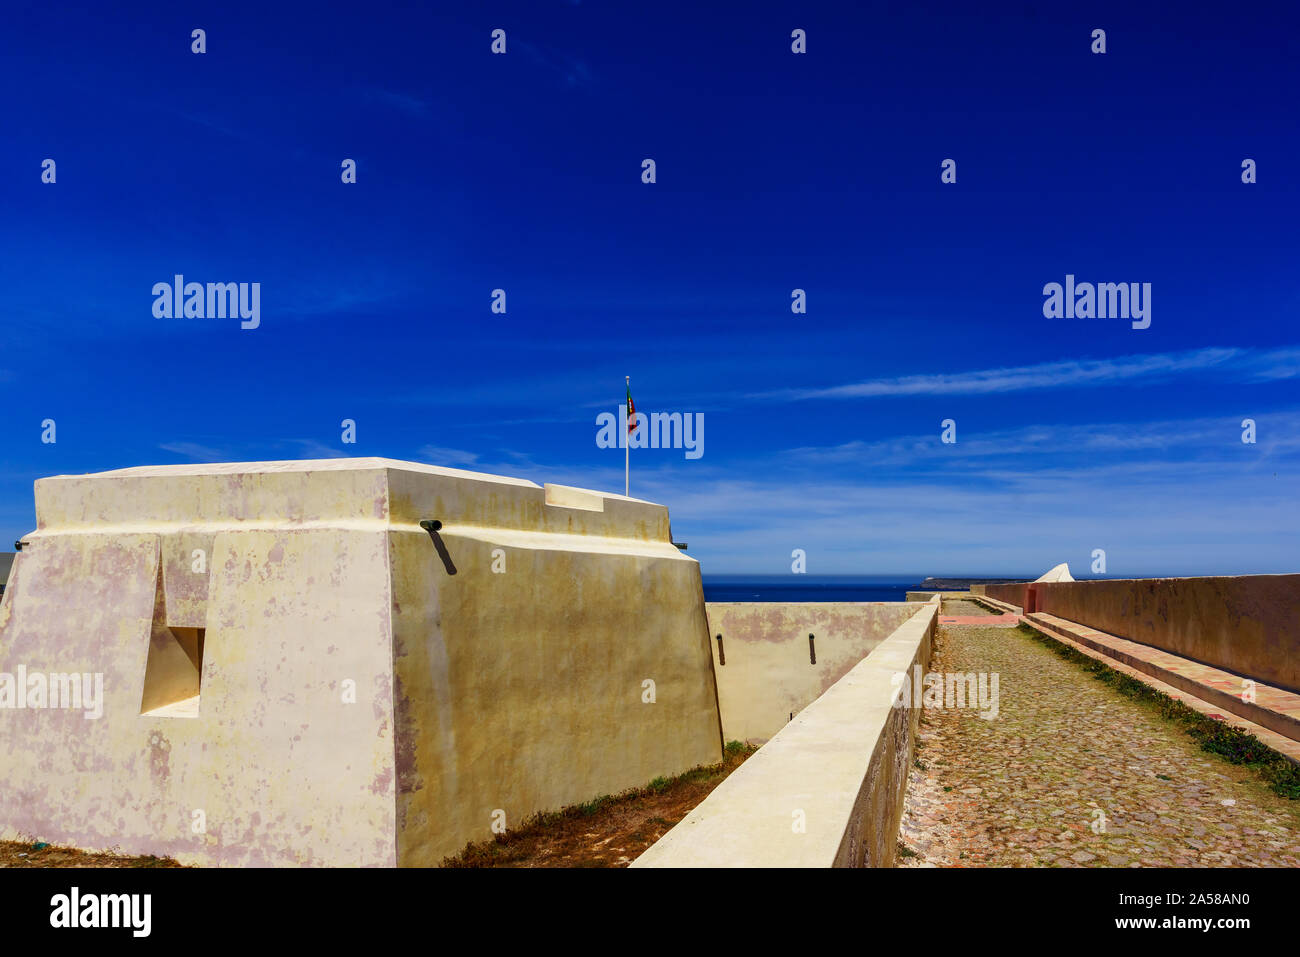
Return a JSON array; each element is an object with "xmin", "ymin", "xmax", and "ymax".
[
  {"xmin": 898, "ymin": 622, "xmax": 1300, "ymax": 867},
  {"xmin": 939, "ymin": 598, "xmax": 994, "ymax": 617}
]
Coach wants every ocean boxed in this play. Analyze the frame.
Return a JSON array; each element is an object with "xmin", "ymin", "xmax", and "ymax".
[{"xmin": 701, "ymin": 575, "xmax": 925, "ymax": 603}]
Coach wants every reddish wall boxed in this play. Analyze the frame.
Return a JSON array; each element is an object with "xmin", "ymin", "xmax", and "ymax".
[
  {"xmin": 984, "ymin": 582, "xmax": 1028, "ymax": 610},
  {"xmin": 1029, "ymin": 575, "xmax": 1300, "ymax": 693}
]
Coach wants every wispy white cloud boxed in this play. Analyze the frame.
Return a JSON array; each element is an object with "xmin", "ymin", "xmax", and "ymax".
[
  {"xmin": 361, "ymin": 87, "xmax": 429, "ymax": 116},
  {"xmin": 416, "ymin": 445, "xmax": 480, "ymax": 467},
  {"xmin": 450, "ymin": 408, "xmax": 1300, "ymax": 575},
  {"xmin": 621, "ymin": 457, "xmax": 1300, "ymax": 576},
  {"xmin": 513, "ymin": 37, "xmax": 596, "ymax": 88},
  {"xmin": 281, "ymin": 439, "xmax": 347, "ymax": 459},
  {"xmin": 782, "ymin": 411, "xmax": 1300, "ymax": 469},
  {"xmin": 159, "ymin": 441, "xmax": 226, "ymax": 461},
  {"xmin": 750, "ymin": 346, "xmax": 1300, "ymax": 402}
]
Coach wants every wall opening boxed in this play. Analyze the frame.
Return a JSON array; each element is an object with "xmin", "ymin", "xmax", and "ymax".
[{"xmin": 140, "ymin": 626, "xmax": 205, "ymax": 717}]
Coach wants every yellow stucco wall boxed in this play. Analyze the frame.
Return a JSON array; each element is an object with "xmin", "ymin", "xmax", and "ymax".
[
  {"xmin": 388, "ymin": 519, "xmax": 722, "ymax": 865},
  {"xmin": 0, "ymin": 458, "xmax": 722, "ymax": 866},
  {"xmin": 705, "ymin": 602, "xmax": 925, "ymax": 744},
  {"xmin": 0, "ymin": 526, "xmax": 397, "ymax": 866}
]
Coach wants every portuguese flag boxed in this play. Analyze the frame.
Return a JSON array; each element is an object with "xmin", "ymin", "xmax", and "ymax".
[{"xmin": 624, "ymin": 376, "xmax": 636, "ymax": 495}]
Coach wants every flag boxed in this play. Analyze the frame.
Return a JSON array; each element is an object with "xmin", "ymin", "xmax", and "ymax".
[{"xmin": 624, "ymin": 376, "xmax": 635, "ymax": 496}]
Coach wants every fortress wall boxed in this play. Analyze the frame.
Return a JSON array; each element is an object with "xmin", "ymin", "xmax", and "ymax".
[
  {"xmin": 704, "ymin": 602, "xmax": 924, "ymax": 744},
  {"xmin": 390, "ymin": 518, "xmax": 722, "ymax": 865},
  {"xmin": 0, "ymin": 459, "xmax": 723, "ymax": 866},
  {"xmin": 387, "ymin": 467, "xmax": 672, "ymax": 541},
  {"xmin": 0, "ymin": 525, "xmax": 398, "ymax": 866},
  {"xmin": 1030, "ymin": 575, "xmax": 1300, "ymax": 693},
  {"xmin": 632, "ymin": 599, "xmax": 938, "ymax": 868},
  {"xmin": 29, "ymin": 459, "xmax": 397, "ymax": 528}
]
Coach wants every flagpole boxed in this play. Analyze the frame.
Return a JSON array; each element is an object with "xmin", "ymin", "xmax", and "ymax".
[{"xmin": 625, "ymin": 375, "xmax": 630, "ymax": 496}]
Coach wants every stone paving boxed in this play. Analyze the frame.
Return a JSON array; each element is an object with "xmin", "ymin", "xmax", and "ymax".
[
  {"xmin": 898, "ymin": 619, "xmax": 1300, "ymax": 867},
  {"xmin": 940, "ymin": 599, "xmax": 998, "ymax": 617},
  {"xmin": 1028, "ymin": 612, "xmax": 1300, "ymax": 744}
]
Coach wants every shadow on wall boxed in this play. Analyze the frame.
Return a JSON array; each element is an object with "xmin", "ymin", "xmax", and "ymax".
[{"xmin": 0, "ymin": 552, "xmax": 14, "ymax": 596}]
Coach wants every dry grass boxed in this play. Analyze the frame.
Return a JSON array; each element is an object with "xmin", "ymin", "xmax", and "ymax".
[
  {"xmin": 441, "ymin": 741, "xmax": 757, "ymax": 867},
  {"xmin": 0, "ymin": 840, "xmax": 183, "ymax": 868}
]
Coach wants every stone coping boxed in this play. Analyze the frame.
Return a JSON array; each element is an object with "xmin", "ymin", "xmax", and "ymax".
[{"xmin": 632, "ymin": 599, "xmax": 938, "ymax": 867}]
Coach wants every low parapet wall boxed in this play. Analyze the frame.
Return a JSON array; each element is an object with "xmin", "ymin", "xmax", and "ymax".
[
  {"xmin": 705, "ymin": 602, "xmax": 924, "ymax": 743},
  {"xmin": 633, "ymin": 599, "xmax": 938, "ymax": 868},
  {"xmin": 992, "ymin": 575, "xmax": 1300, "ymax": 694},
  {"xmin": 971, "ymin": 593, "xmax": 1020, "ymax": 616}
]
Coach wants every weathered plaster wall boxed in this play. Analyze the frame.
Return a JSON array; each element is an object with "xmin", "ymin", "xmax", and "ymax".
[
  {"xmin": 0, "ymin": 525, "xmax": 397, "ymax": 866},
  {"xmin": 632, "ymin": 600, "xmax": 938, "ymax": 868},
  {"xmin": 389, "ymin": 490, "xmax": 722, "ymax": 865},
  {"xmin": 704, "ymin": 602, "xmax": 924, "ymax": 744},
  {"xmin": 0, "ymin": 458, "xmax": 723, "ymax": 866},
  {"xmin": 1021, "ymin": 575, "xmax": 1300, "ymax": 693}
]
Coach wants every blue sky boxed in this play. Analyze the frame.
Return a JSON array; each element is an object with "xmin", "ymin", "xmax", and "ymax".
[{"xmin": 2, "ymin": 1, "xmax": 1297, "ymax": 576}]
